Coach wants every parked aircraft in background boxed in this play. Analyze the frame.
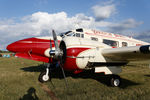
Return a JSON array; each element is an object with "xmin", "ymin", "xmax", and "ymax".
[{"xmin": 7, "ymin": 28, "xmax": 150, "ymax": 87}]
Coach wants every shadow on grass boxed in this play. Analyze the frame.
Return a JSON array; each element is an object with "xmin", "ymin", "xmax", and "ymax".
[
  {"xmin": 19, "ymin": 87, "xmax": 39, "ymax": 100},
  {"xmin": 21, "ymin": 65, "xmax": 140, "ymax": 88},
  {"xmin": 20, "ymin": 64, "xmax": 46, "ymax": 72},
  {"xmin": 119, "ymin": 78, "xmax": 140, "ymax": 89},
  {"xmin": 64, "ymin": 70, "xmax": 140, "ymax": 89},
  {"xmin": 144, "ymin": 75, "xmax": 150, "ymax": 77}
]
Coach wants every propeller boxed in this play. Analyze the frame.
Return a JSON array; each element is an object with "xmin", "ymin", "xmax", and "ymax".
[
  {"xmin": 48, "ymin": 39, "xmax": 53, "ymax": 80},
  {"xmin": 49, "ymin": 30, "xmax": 68, "ymax": 88},
  {"xmin": 49, "ymin": 30, "xmax": 63, "ymax": 59},
  {"xmin": 48, "ymin": 39, "xmax": 56, "ymax": 88}
]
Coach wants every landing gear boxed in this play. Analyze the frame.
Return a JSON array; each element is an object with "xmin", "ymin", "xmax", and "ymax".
[
  {"xmin": 109, "ymin": 75, "xmax": 121, "ymax": 87},
  {"xmin": 38, "ymin": 64, "xmax": 51, "ymax": 83}
]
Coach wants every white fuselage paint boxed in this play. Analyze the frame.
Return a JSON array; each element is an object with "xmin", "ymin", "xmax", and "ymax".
[{"xmin": 36, "ymin": 28, "xmax": 149, "ymax": 74}]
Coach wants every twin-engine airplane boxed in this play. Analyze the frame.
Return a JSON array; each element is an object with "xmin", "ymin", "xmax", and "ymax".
[{"xmin": 7, "ymin": 28, "xmax": 150, "ymax": 87}]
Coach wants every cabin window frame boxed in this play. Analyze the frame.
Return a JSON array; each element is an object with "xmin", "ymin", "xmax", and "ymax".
[
  {"xmin": 81, "ymin": 34, "xmax": 84, "ymax": 38},
  {"xmin": 76, "ymin": 33, "xmax": 80, "ymax": 37},
  {"xmin": 91, "ymin": 37, "xmax": 98, "ymax": 41},
  {"xmin": 122, "ymin": 42, "xmax": 128, "ymax": 47},
  {"xmin": 103, "ymin": 39, "xmax": 119, "ymax": 47}
]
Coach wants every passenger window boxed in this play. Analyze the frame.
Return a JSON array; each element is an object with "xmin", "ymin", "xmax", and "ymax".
[
  {"xmin": 81, "ymin": 34, "xmax": 84, "ymax": 38},
  {"xmin": 91, "ymin": 37, "xmax": 98, "ymax": 41},
  {"xmin": 76, "ymin": 33, "xmax": 80, "ymax": 37},
  {"xmin": 103, "ymin": 39, "xmax": 118, "ymax": 47},
  {"xmin": 122, "ymin": 42, "xmax": 128, "ymax": 47}
]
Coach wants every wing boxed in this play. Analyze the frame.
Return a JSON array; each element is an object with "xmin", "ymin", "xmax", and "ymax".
[{"xmin": 101, "ymin": 45, "xmax": 150, "ymax": 63}]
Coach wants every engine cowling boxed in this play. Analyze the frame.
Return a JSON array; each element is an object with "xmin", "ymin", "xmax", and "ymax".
[{"xmin": 59, "ymin": 37, "xmax": 107, "ymax": 71}]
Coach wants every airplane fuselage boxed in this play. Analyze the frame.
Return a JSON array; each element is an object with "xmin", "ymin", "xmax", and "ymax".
[
  {"xmin": 7, "ymin": 28, "xmax": 150, "ymax": 86},
  {"xmin": 7, "ymin": 28, "xmax": 149, "ymax": 73}
]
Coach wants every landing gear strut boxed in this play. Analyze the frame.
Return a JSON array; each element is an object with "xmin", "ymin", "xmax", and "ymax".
[
  {"xmin": 109, "ymin": 75, "xmax": 121, "ymax": 87},
  {"xmin": 38, "ymin": 64, "xmax": 51, "ymax": 83}
]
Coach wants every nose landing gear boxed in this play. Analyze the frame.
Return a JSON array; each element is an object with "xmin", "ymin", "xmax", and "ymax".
[{"xmin": 38, "ymin": 64, "xmax": 51, "ymax": 83}]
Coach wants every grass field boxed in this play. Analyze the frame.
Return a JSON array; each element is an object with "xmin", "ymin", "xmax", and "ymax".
[{"xmin": 0, "ymin": 57, "xmax": 150, "ymax": 100}]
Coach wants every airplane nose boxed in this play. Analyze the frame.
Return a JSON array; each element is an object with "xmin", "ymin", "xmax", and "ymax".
[
  {"xmin": 7, "ymin": 40, "xmax": 30, "ymax": 53},
  {"xmin": 7, "ymin": 42, "xmax": 17, "ymax": 52},
  {"xmin": 6, "ymin": 37, "xmax": 38, "ymax": 53}
]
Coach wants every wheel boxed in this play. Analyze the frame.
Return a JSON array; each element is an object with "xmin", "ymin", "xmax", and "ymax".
[
  {"xmin": 110, "ymin": 75, "xmax": 121, "ymax": 87},
  {"xmin": 38, "ymin": 72, "xmax": 50, "ymax": 83}
]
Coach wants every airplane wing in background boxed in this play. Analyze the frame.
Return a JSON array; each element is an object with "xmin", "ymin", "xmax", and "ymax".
[{"xmin": 101, "ymin": 45, "xmax": 150, "ymax": 63}]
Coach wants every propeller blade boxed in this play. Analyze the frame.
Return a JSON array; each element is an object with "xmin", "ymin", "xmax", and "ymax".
[
  {"xmin": 52, "ymin": 30, "xmax": 59, "ymax": 51},
  {"xmin": 49, "ymin": 39, "xmax": 55, "ymax": 58},
  {"xmin": 59, "ymin": 61, "xmax": 68, "ymax": 88},
  {"xmin": 51, "ymin": 30, "xmax": 63, "ymax": 59},
  {"xmin": 50, "ymin": 39, "xmax": 52, "ymax": 50}
]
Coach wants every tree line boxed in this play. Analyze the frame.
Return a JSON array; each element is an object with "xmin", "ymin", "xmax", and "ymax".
[{"xmin": 0, "ymin": 50, "xmax": 11, "ymax": 53}]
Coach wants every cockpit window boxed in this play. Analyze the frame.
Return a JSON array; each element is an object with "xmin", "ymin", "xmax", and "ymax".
[
  {"xmin": 66, "ymin": 32, "xmax": 75, "ymax": 36},
  {"xmin": 60, "ymin": 31, "xmax": 72, "ymax": 37},
  {"xmin": 76, "ymin": 28, "xmax": 83, "ymax": 32},
  {"xmin": 60, "ymin": 31, "xmax": 84, "ymax": 38},
  {"xmin": 65, "ymin": 31, "xmax": 72, "ymax": 35},
  {"xmin": 81, "ymin": 34, "xmax": 84, "ymax": 38},
  {"xmin": 76, "ymin": 33, "xmax": 80, "ymax": 37}
]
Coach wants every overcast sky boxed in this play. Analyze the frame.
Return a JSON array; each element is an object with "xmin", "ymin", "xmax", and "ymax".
[{"xmin": 0, "ymin": 0, "xmax": 150, "ymax": 50}]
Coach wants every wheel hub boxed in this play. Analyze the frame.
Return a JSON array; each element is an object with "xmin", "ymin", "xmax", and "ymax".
[
  {"xmin": 114, "ymin": 79, "xmax": 120, "ymax": 86},
  {"xmin": 42, "ymin": 75, "xmax": 49, "ymax": 81}
]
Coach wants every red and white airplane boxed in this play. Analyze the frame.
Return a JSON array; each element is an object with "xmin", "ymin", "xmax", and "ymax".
[{"xmin": 7, "ymin": 28, "xmax": 150, "ymax": 87}]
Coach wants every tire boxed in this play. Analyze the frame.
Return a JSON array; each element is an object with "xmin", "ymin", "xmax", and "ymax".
[
  {"xmin": 110, "ymin": 75, "xmax": 121, "ymax": 87},
  {"xmin": 38, "ymin": 72, "xmax": 50, "ymax": 83}
]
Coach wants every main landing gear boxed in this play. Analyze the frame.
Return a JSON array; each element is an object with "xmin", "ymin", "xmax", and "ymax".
[
  {"xmin": 38, "ymin": 64, "xmax": 51, "ymax": 83},
  {"xmin": 38, "ymin": 64, "xmax": 121, "ymax": 87},
  {"xmin": 109, "ymin": 75, "xmax": 121, "ymax": 87}
]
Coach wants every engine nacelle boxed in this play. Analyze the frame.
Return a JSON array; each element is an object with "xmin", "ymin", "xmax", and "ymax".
[{"xmin": 60, "ymin": 37, "xmax": 108, "ymax": 71}]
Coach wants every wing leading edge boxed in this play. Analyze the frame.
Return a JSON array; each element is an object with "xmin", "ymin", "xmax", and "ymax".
[{"xmin": 101, "ymin": 45, "xmax": 150, "ymax": 62}]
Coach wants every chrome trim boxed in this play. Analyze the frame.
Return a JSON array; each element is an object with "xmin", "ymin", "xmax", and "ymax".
[{"xmin": 67, "ymin": 56, "xmax": 95, "ymax": 58}]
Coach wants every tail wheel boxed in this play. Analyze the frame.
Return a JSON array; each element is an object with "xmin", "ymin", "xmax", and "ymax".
[
  {"xmin": 110, "ymin": 75, "xmax": 121, "ymax": 87},
  {"xmin": 38, "ymin": 72, "xmax": 51, "ymax": 83}
]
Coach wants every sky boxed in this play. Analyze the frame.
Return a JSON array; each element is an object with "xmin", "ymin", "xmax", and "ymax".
[{"xmin": 0, "ymin": 0, "xmax": 150, "ymax": 50}]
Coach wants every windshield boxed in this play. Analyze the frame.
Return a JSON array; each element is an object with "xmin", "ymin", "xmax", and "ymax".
[
  {"xmin": 60, "ymin": 31, "xmax": 71, "ymax": 37},
  {"xmin": 60, "ymin": 31, "xmax": 75, "ymax": 37},
  {"xmin": 66, "ymin": 32, "xmax": 75, "ymax": 36}
]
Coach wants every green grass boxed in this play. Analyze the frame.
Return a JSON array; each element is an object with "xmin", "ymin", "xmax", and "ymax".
[{"xmin": 0, "ymin": 57, "xmax": 150, "ymax": 100}]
